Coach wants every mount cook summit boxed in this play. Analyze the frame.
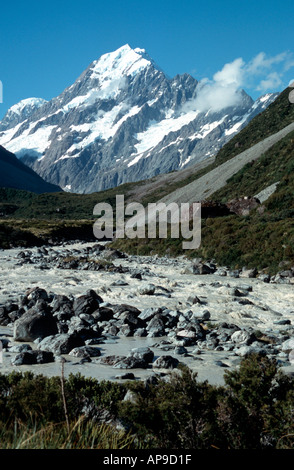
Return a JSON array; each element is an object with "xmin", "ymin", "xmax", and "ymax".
[{"xmin": 0, "ymin": 44, "xmax": 278, "ymax": 193}]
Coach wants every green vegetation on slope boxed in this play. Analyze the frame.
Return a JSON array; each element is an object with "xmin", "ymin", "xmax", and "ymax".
[
  {"xmin": 0, "ymin": 184, "xmax": 139, "ymax": 247},
  {"xmin": 0, "ymin": 182, "xmax": 139, "ymax": 220},
  {"xmin": 210, "ymin": 128, "xmax": 294, "ymax": 210},
  {"xmin": 0, "ymin": 356, "xmax": 293, "ymax": 449},
  {"xmin": 214, "ymin": 87, "xmax": 294, "ymax": 166},
  {"xmin": 112, "ymin": 88, "xmax": 294, "ymax": 272},
  {"xmin": 112, "ymin": 214, "xmax": 294, "ymax": 274}
]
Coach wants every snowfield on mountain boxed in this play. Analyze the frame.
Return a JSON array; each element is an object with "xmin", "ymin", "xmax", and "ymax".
[{"xmin": 0, "ymin": 45, "xmax": 278, "ymax": 193}]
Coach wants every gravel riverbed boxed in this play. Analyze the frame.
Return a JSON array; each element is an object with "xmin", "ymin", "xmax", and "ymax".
[{"xmin": 1, "ymin": 241, "xmax": 294, "ymax": 385}]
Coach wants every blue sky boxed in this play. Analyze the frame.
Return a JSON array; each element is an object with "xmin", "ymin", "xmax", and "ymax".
[{"xmin": 0, "ymin": 0, "xmax": 293, "ymax": 118}]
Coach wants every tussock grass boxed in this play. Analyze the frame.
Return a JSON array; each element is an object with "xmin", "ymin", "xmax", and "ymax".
[{"xmin": 0, "ymin": 417, "xmax": 135, "ymax": 449}]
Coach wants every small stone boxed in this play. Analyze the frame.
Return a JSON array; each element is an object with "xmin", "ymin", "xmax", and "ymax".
[
  {"xmin": 288, "ymin": 350, "xmax": 294, "ymax": 364},
  {"xmin": 69, "ymin": 346, "xmax": 101, "ymax": 358},
  {"xmin": 115, "ymin": 373, "xmax": 135, "ymax": 380},
  {"xmin": 138, "ymin": 284, "xmax": 156, "ymax": 295},
  {"xmin": 273, "ymin": 319, "xmax": 291, "ymax": 325},
  {"xmin": 187, "ymin": 295, "xmax": 201, "ymax": 304},
  {"xmin": 152, "ymin": 355, "xmax": 179, "ymax": 369},
  {"xmin": 123, "ymin": 390, "xmax": 138, "ymax": 403},
  {"xmin": 174, "ymin": 346, "xmax": 187, "ymax": 355},
  {"xmin": 240, "ymin": 267, "xmax": 258, "ymax": 278},
  {"xmin": 258, "ymin": 274, "xmax": 270, "ymax": 283}
]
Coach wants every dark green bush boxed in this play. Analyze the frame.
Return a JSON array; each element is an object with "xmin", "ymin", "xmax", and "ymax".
[{"xmin": 0, "ymin": 355, "xmax": 294, "ymax": 449}]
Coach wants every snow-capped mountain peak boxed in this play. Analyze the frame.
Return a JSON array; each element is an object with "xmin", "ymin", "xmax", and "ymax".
[
  {"xmin": 0, "ymin": 45, "xmax": 279, "ymax": 193},
  {"xmin": 8, "ymin": 97, "xmax": 47, "ymax": 115},
  {"xmin": 91, "ymin": 44, "xmax": 153, "ymax": 79},
  {"xmin": 0, "ymin": 97, "xmax": 47, "ymax": 131}
]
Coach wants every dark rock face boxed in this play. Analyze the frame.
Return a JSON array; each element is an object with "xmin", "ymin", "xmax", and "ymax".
[
  {"xmin": 69, "ymin": 345, "xmax": 101, "ymax": 358},
  {"xmin": 227, "ymin": 197, "xmax": 260, "ymax": 216},
  {"xmin": 0, "ymin": 145, "xmax": 62, "ymax": 194},
  {"xmin": 201, "ymin": 201, "xmax": 233, "ymax": 218},
  {"xmin": 0, "ymin": 45, "xmax": 278, "ymax": 193}
]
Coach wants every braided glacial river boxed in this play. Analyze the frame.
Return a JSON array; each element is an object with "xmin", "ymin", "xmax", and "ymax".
[{"xmin": 1, "ymin": 242, "xmax": 294, "ymax": 385}]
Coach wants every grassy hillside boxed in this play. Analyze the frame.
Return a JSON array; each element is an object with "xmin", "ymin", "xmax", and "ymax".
[
  {"xmin": 112, "ymin": 212, "xmax": 294, "ymax": 274},
  {"xmin": 210, "ymin": 128, "xmax": 294, "ymax": 212},
  {"xmin": 213, "ymin": 87, "xmax": 294, "ymax": 166},
  {"xmin": 0, "ymin": 184, "xmax": 138, "ymax": 248},
  {"xmin": 0, "ymin": 183, "xmax": 138, "ymax": 220}
]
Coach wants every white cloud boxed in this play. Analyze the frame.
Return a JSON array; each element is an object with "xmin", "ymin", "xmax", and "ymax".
[
  {"xmin": 185, "ymin": 51, "xmax": 294, "ymax": 112},
  {"xmin": 246, "ymin": 51, "xmax": 288, "ymax": 76},
  {"xmin": 213, "ymin": 57, "xmax": 245, "ymax": 87},
  {"xmin": 256, "ymin": 72, "xmax": 282, "ymax": 92},
  {"xmin": 245, "ymin": 51, "xmax": 294, "ymax": 93}
]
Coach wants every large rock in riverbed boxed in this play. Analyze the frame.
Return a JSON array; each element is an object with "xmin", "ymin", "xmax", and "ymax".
[
  {"xmin": 73, "ymin": 289, "xmax": 103, "ymax": 316},
  {"xmin": 37, "ymin": 333, "xmax": 85, "ymax": 355},
  {"xmin": 152, "ymin": 355, "xmax": 179, "ymax": 369},
  {"xmin": 13, "ymin": 304, "xmax": 58, "ymax": 342},
  {"xmin": 11, "ymin": 350, "xmax": 55, "ymax": 365}
]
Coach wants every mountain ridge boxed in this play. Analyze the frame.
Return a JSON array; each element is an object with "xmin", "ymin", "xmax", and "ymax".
[
  {"xmin": 0, "ymin": 145, "xmax": 62, "ymax": 194},
  {"xmin": 0, "ymin": 44, "xmax": 278, "ymax": 193}
]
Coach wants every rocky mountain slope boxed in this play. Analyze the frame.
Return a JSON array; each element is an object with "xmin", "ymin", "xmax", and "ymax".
[
  {"xmin": 160, "ymin": 121, "xmax": 294, "ymax": 205},
  {"xmin": 125, "ymin": 85, "xmax": 294, "ymax": 207},
  {"xmin": 0, "ymin": 44, "xmax": 277, "ymax": 193}
]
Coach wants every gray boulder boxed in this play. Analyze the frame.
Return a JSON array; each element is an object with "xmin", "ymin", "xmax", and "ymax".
[
  {"xmin": 152, "ymin": 355, "xmax": 179, "ymax": 369},
  {"xmin": 113, "ymin": 356, "xmax": 148, "ymax": 369},
  {"xmin": 240, "ymin": 267, "xmax": 258, "ymax": 278},
  {"xmin": 97, "ymin": 355, "xmax": 126, "ymax": 366},
  {"xmin": 146, "ymin": 314, "xmax": 165, "ymax": 336},
  {"xmin": 73, "ymin": 289, "xmax": 103, "ymax": 316},
  {"xmin": 128, "ymin": 347, "xmax": 154, "ymax": 363},
  {"xmin": 9, "ymin": 344, "xmax": 32, "ymax": 353},
  {"xmin": 288, "ymin": 349, "xmax": 294, "ymax": 364},
  {"xmin": 11, "ymin": 350, "xmax": 54, "ymax": 365},
  {"xmin": 138, "ymin": 307, "xmax": 160, "ymax": 322},
  {"xmin": 235, "ymin": 345, "xmax": 267, "ymax": 357},
  {"xmin": 13, "ymin": 307, "xmax": 58, "ymax": 342},
  {"xmin": 138, "ymin": 284, "xmax": 156, "ymax": 295},
  {"xmin": 231, "ymin": 329, "xmax": 256, "ymax": 345},
  {"xmin": 281, "ymin": 337, "xmax": 294, "ymax": 351},
  {"xmin": 22, "ymin": 287, "xmax": 49, "ymax": 305},
  {"xmin": 187, "ymin": 295, "xmax": 201, "ymax": 304},
  {"xmin": 0, "ymin": 307, "xmax": 11, "ymax": 326},
  {"xmin": 69, "ymin": 346, "xmax": 101, "ymax": 358},
  {"xmin": 37, "ymin": 333, "xmax": 84, "ymax": 355}
]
